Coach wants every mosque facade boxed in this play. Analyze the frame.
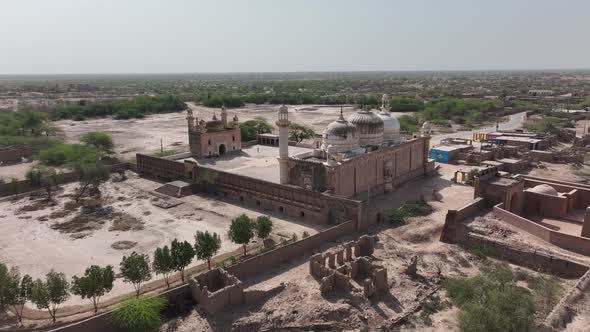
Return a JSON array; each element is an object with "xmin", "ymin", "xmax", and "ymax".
[
  {"xmin": 187, "ymin": 106, "xmax": 242, "ymax": 158},
  {"xmin": 283, "ymin": 94, "xmax": 433, "ymax": 198}
]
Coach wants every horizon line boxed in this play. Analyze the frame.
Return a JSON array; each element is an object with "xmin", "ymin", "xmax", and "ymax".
[{"xmin": 1, "ymin": 67, "xmax": 590, "ymax": 77}]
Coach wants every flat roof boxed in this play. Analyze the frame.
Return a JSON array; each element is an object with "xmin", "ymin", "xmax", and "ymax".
[
  {"xmin": 481, "ymin": 160, "xmax": 504, "ymax": 166},
  {"xmin": 430, "ymin": 144, "xmax": 472, "ymax": 152},
  {"xmin": 497, "ymin": 158, "xmax": 525, "ymax": 164},
  {"xmin": 488, "ymin": 177, "xmax": 520, "ymax": 186},
  {"xmin": 494, "ymin": 136, "xmax": 542, "ymax": 144}
]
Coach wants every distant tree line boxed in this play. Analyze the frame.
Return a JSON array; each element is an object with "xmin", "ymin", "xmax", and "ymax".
[{"xmin": 51, "ymin": 95, "xmax": 186, "ymax": 121}]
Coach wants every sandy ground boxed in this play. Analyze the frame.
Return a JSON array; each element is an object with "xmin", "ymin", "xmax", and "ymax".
[
  {"xmin": 0, "ymin": 171, "xmax": 322, "ymax": 315},
  {"xmin": 0, "ymin": 160, "xmax": 38, "ymax": 180},
  {"xmin": 164, "ymin": 164, "xmax": 572, "ymax": 331},
  {"xmin": 54, "ymin": 103, "xmax": 415, "ymax": 161}
]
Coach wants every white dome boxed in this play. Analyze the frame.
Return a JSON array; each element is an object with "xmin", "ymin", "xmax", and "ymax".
[
  {"xmin": 377, "ymin": 111, "xmax": 400, "ymax": 142},
  {"xmin": 321, "ymin": 112, "xmax": 360, "ymax": 153},
  {"xmin": 278, "ymin": 104, "xmax": 288, "ymax": 114},
  {"xmin": 529, "ymin": 184, "xmax": 558, "ymax": 196}
]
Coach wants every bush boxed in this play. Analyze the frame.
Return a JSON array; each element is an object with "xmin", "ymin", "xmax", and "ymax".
[
  {"xmin": 386, "ymin": 200, "xmax": 432, "ymax": 224},
  {"xmin": 37, "ymin": 143, "xmax": 97, "ymax": 166},
  {"xmin": 112, "ymin": 296, "xmax": 167, "ymax": 332},
  {"xmin": 302, "ymin": 231, "xmax": 310, "ymax": 238},
  {"xmin": 443, "ymin": 264, "xmax": 536, "ymax": 332}
]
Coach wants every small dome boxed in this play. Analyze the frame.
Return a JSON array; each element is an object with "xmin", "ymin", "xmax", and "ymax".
[
  {"xmin": 347, "ymin": 110, "xmax": 384, "ymax": 146},
  {"xmin": 422, "ymin": 121, "xmax": 432, "ymax": 130},
  {"xmin": 279, "ymin": 104, "xmax": 288, "ymax": 114},
  {"xmin": 377, "ymin": 111, "xmax": 400, "ymax": 141},
  {"xmin": 322, "ymin": 112, "xmax": 360, "ymax": 153},
  {"xmin": 529, "ymin": 184, "xmax": 558, "ymax": 196}
]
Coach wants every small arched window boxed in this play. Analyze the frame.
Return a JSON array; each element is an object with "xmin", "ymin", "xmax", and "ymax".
[{"xmin": 208, "ymin": 139, "xmax": 211, "ymax": 145}]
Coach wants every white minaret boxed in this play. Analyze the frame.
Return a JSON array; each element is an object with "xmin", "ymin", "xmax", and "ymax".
[{"xmin": 276, "ymin": 104, "xmax": 290, "ymax": 185}]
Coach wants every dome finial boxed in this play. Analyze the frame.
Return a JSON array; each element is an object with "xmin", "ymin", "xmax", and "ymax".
[{"xmin": 338, "ymin": 106, "xmax": 345, "ymax": 121}]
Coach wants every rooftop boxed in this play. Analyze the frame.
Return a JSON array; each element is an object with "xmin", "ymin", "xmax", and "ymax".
[
  {"xmin": 430, "ymin": 144, "xmax": 473, "ymax": 152},
  {"xmin": 182, "ymin": 145, "xmax": 313, "ymax": 183}
]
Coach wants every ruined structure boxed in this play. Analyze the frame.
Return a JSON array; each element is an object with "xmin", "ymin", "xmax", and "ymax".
[
  {"xmin": 474, "ymin": 174, "xmax": 590, "ymax": 255},
  {"xmin": 189, "ymin": 268, "xmax": 244, "ymax": 315},
  {"xmin": 309, "ymin": 235, "xmax": 388, "ymax": 298},
  {"xmin": 187, "ymin": 106, "xmax": 241, "ymax": 158}
]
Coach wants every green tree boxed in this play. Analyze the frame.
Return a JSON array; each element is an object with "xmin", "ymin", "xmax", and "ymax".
[
  {"xmin": 30, "ymin": 270, "xmax": 70, "ymax": 324},
  {"xmin": 240, "ymin": 117, "xmax": 273, "ymax": 141},
  {"xmin": 81, "ymin": 132, "xmax": 115, "ymax": 158},
  {"xmin": 0, "ymin": 263, "xmax": 10, "ymax": 313},
  {"xmin": 120, "ymin": 252, "xmax": 152, "ymax": 298},
  {"xmin": 288, "ymin": 123, "xmax": 315, "ymax": 143},
  {"xmin": 228, "ymin": 214, "xmax": 255, "ymax": 256},
  {"xmin": 254, "ymin": 215, "xmax": 273, "ymax": 240},
  {"xmin": 152, "ymin": 246, "xmax": 174, "ymax": 288},
  {"xmin": 170, "ymin": 239, "xmax": 195, "ymax": 283},
  {"xmin": 5, "ymin": 270, "xmax": 33, "ymax": 326},
  {"xmin": 112, "ymin": 296, "xmax": 167, "ymax": 332},
  {"xmin": 73, "ymin": 161, "xmax": 110, "ymax": 202},
  {"xmin": 26, "ymin": 165, "xmax": 60, "ymax": 200},
  {"xmin": 71, "ymin": 265, "xmax": 115, "ymax": 314},
  {"xmin": 194, "ymin": 231, "xmax": 222, "ymax": 270}
]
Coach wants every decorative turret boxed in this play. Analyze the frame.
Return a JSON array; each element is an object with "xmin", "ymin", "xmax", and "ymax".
[
  {"xmin": 276, "ymin": 105, "xmax": 290, "ymax": 185},
  {"xmin": 421, "ymin": 121, "xmax": 432, "ymax": 137},
  {"xmin": 221, "ymin": 105, "xmax": 228, "ymax": 128},
  {"xmin": 233, "ymin": 114, "xmax": 239, "ymax": 127}
]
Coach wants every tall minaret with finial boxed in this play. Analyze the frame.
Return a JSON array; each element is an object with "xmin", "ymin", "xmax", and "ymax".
[{"xmin": 276, "ymin": 105, "xmax": 290, "ymax": 185}]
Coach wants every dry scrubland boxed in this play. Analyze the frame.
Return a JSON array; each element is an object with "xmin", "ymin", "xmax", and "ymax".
[
  {"xmin": 55, "ymin": 104, "xmax": 413, "ymax": 159},
  {"xmin": 0, "ymin": 171, "xmax": 320, "ymax": 317}
]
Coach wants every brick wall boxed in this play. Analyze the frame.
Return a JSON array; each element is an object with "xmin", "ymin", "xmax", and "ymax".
[{"xmin": 227, "ymin": 220, "xmax": 357, "ymax": 280}]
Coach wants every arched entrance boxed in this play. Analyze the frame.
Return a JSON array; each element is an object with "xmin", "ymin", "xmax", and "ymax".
[{"xmin": 218, "ymin": 144, "xmax": 226, "ymax": 155}]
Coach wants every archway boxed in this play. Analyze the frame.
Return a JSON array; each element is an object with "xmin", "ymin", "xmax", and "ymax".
[{"xmin": 219, "ymin": 144, "xmax": 226, "ymax": 155}]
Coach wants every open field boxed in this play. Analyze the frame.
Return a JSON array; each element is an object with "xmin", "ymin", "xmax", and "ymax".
[
  {"xmin": 0, "ymin": 171, "xmax": 322, "ymax": 314},
  {"xmin": 54, "ymin": 103, "xmax": 414, "ymax": 160}
]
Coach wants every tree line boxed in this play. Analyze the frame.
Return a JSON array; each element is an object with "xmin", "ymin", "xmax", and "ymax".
[
  {"xmin": 0, "ymin": 214, "xmax": 273, "ymax": 326},
  {"xmin": 51, "ymin": 95, "xmax": 186, "ymax": 121}
]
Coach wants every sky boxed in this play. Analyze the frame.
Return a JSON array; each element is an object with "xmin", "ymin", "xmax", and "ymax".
[{"xmin": 1, "ymin": 0, "xmax": 589, "ymax": 74}]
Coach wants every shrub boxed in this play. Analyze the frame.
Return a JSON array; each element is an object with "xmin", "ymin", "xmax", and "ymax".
[
  {"xmin": 302, "ymin": 231, "xmax": 310, "ymax": 238},
  {"xmin": 112, "ymin": 296, "xmax": 167, "ymax": 332},
  {"xmin": 386, "ymin": 200, "xmax": 433, "ymax": 224},
  {"xmin": 443, "ymin": 263, "xmax": 536, "ymax": 332}
]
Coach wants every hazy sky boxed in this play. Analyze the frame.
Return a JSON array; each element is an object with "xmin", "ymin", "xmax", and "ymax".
[{"xmin": 1, "ymin": 0, "xmax": 589, "ymax": 74}]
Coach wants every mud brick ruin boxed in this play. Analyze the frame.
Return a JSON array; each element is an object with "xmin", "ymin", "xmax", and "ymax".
[
  {"xmin": 309, "ymin": 235, "xmax": 388, "ymax": 298},
  {"xmin": 189, "ymin": 268, "xmax": 244, "ymax": 315}
]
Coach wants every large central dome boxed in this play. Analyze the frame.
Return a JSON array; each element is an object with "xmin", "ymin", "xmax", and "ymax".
[{"xmin": 347, "ymin": 110, "xmax": 384, "ymax": 146}]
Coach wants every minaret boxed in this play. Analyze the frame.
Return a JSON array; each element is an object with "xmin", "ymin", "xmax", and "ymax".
[
  {"xmin": 186, "ymin": 108, "xmax": 195, "ymax": 132},
  {"xmin": 276, "ymin": 105, "xmax": 290, "ymax": 185}
]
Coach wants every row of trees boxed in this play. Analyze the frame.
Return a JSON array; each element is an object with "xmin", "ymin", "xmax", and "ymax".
[
  {"xmin": 0, "ymin": 215, "xmax": 274, "ymax": 325},
  {"xmin": 51, "ymin": 95, "xmax": 186, "ymax": 121},
  {"xmin": 239, "ymin": 117, "xmax": 315, "ymax": 143}
]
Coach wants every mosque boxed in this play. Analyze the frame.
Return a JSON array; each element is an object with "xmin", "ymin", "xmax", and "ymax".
[{"xmin": 280, "ymin": 94, "xmax": 434, "ymax": 198}]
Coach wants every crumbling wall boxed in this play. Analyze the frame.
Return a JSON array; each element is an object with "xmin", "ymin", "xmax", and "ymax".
[
  {"xmin": 189, "ymin": 268, "xmax": 244, "ymax": 315},
  {"xmin": 540, "ymin": 269, "xmax": 590, "ymax": 331},
  {"xmin": 309, "ymin": 235, "xmax": 386, "ymax": 297}
]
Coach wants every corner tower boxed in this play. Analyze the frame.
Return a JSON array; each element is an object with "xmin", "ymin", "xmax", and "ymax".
[{"xmin": 276, "ymin": 105, "xmax": 290, "ymax": 185}]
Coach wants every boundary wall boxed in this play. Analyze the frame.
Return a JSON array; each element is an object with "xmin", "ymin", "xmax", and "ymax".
[
  {"xmin": 493, "ymin": 203, "xmax": 590, "ymax": 256},
  {"xmin": 0, "ymin": 163, "xmax": 131, "ymax": 198}
]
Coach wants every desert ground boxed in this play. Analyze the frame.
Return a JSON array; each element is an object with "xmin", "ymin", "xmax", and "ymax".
[
  {"xmin": 0, "ymin": 170, "xmax": 322, "ymax": 319},
  {"xmin": 163, "ymin": 163, "xmax": 576, "ymax": 331},
  {"xmin": 54, "ymin": 104, "xmax": 413, "ymax": 160}
]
